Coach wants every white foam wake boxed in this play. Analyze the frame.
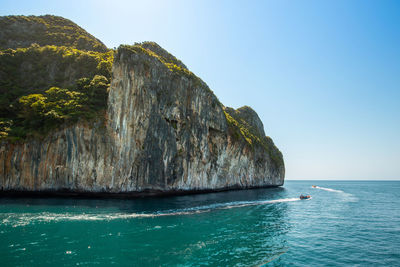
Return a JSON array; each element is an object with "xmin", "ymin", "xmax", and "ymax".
[
  {"xmin": 0, "ymin": 197, "xmax": 300, "ymax": 227},
  {"xmin": 312, "ymin": 186, "xmax": 344, "ymax": 193},
  {"xmin": 177, "ymin": 197, "xmax": 300, "ymax": 212},
  {"xmin": 311, "ymin": 185, "xmax": 358, "ymax": 202}
]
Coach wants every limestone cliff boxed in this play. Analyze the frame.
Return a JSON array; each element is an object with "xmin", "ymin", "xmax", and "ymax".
[{"xmin": 0, "ymin": 42, "xmax": 284, "ymax": 194}]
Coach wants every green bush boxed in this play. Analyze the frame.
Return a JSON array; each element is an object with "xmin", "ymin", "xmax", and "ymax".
[
  {"xmin": 18, "ymin": 87, "xmax": 86, "ymax": 131},
  {"xmin": 76, "ymin": 75, "xmax": 109, "ymax": 110},
  {"xmin": 0, "ymin": 119, "xmax": 12, "ymax": 139}
]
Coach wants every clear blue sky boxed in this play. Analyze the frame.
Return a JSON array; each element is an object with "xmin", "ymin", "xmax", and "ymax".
[{"xmin": 2, "ymin": 0, "xmax": 399, "ymax": 180}]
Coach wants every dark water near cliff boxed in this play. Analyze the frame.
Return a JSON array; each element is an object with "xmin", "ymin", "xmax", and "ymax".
[{"xmin": 1, "ymin": 181, "xmax": 399, "ymax": 266}]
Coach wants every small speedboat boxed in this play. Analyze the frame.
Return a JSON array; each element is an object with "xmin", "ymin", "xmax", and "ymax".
[
  {"xmin": 300, "ymin": 194, "xmax": 311, "ymax": 200},
  {"xmin": 312, "ymin": 185, "xmax": 317, "ymax": 188}
]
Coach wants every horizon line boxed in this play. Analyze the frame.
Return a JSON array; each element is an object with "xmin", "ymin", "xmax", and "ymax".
[{"xmin": 285, "ymin": 179, "xmax": 400, "ymax": 181}]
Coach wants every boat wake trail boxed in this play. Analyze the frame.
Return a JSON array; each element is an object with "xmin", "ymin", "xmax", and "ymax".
[
  {"xmin": 1, "ymin": 198, "xmax": 300, "ymax": 227},
  {"xmin": 312, "ymin": 186, "xmax": 343, "ymax": 193},
  {"xmin": 312, "ymin": 186, "xmax": 358, "ymax": 202}
]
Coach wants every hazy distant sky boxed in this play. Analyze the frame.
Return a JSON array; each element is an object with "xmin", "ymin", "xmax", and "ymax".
[{"xmin": 1, "ymin": 0, "xmax": 399, "ymax": 180}]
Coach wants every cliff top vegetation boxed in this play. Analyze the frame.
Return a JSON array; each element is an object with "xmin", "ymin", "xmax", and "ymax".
[
  {"xmin": 119, "ymin": 43, "xmax": 206, "ymax": 85},
  {"xmin": 224, "ymin": 106, "xmax": 284, "ymax": 168},
  {"xmin": 0, "ymin": 15, "xmax": 108, "ymax": 52}
]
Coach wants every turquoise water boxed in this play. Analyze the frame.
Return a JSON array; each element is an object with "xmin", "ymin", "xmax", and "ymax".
[{"xmin": 1, "ymin": 181, "xmax": 399, "ymax": 266}]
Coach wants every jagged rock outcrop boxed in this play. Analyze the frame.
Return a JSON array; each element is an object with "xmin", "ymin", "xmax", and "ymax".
[{"xmin": 0, "ymin": 42, "xmax": 284, "ymax": 194}]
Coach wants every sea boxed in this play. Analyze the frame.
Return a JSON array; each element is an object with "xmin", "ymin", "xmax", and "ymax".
[{"xmin": 0, "ymin": 180, "xmax": 399, "ymax": 266}]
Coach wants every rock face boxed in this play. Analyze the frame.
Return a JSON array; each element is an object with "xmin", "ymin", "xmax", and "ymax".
[{"xmin": 0, "ymin": 42, "xmax": 284, "ymax": 193}]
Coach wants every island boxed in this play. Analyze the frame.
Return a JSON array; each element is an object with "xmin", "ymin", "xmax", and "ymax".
[{"xmin": 0, "ymin": 15, "xmax": 284, "ymax": 196}]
